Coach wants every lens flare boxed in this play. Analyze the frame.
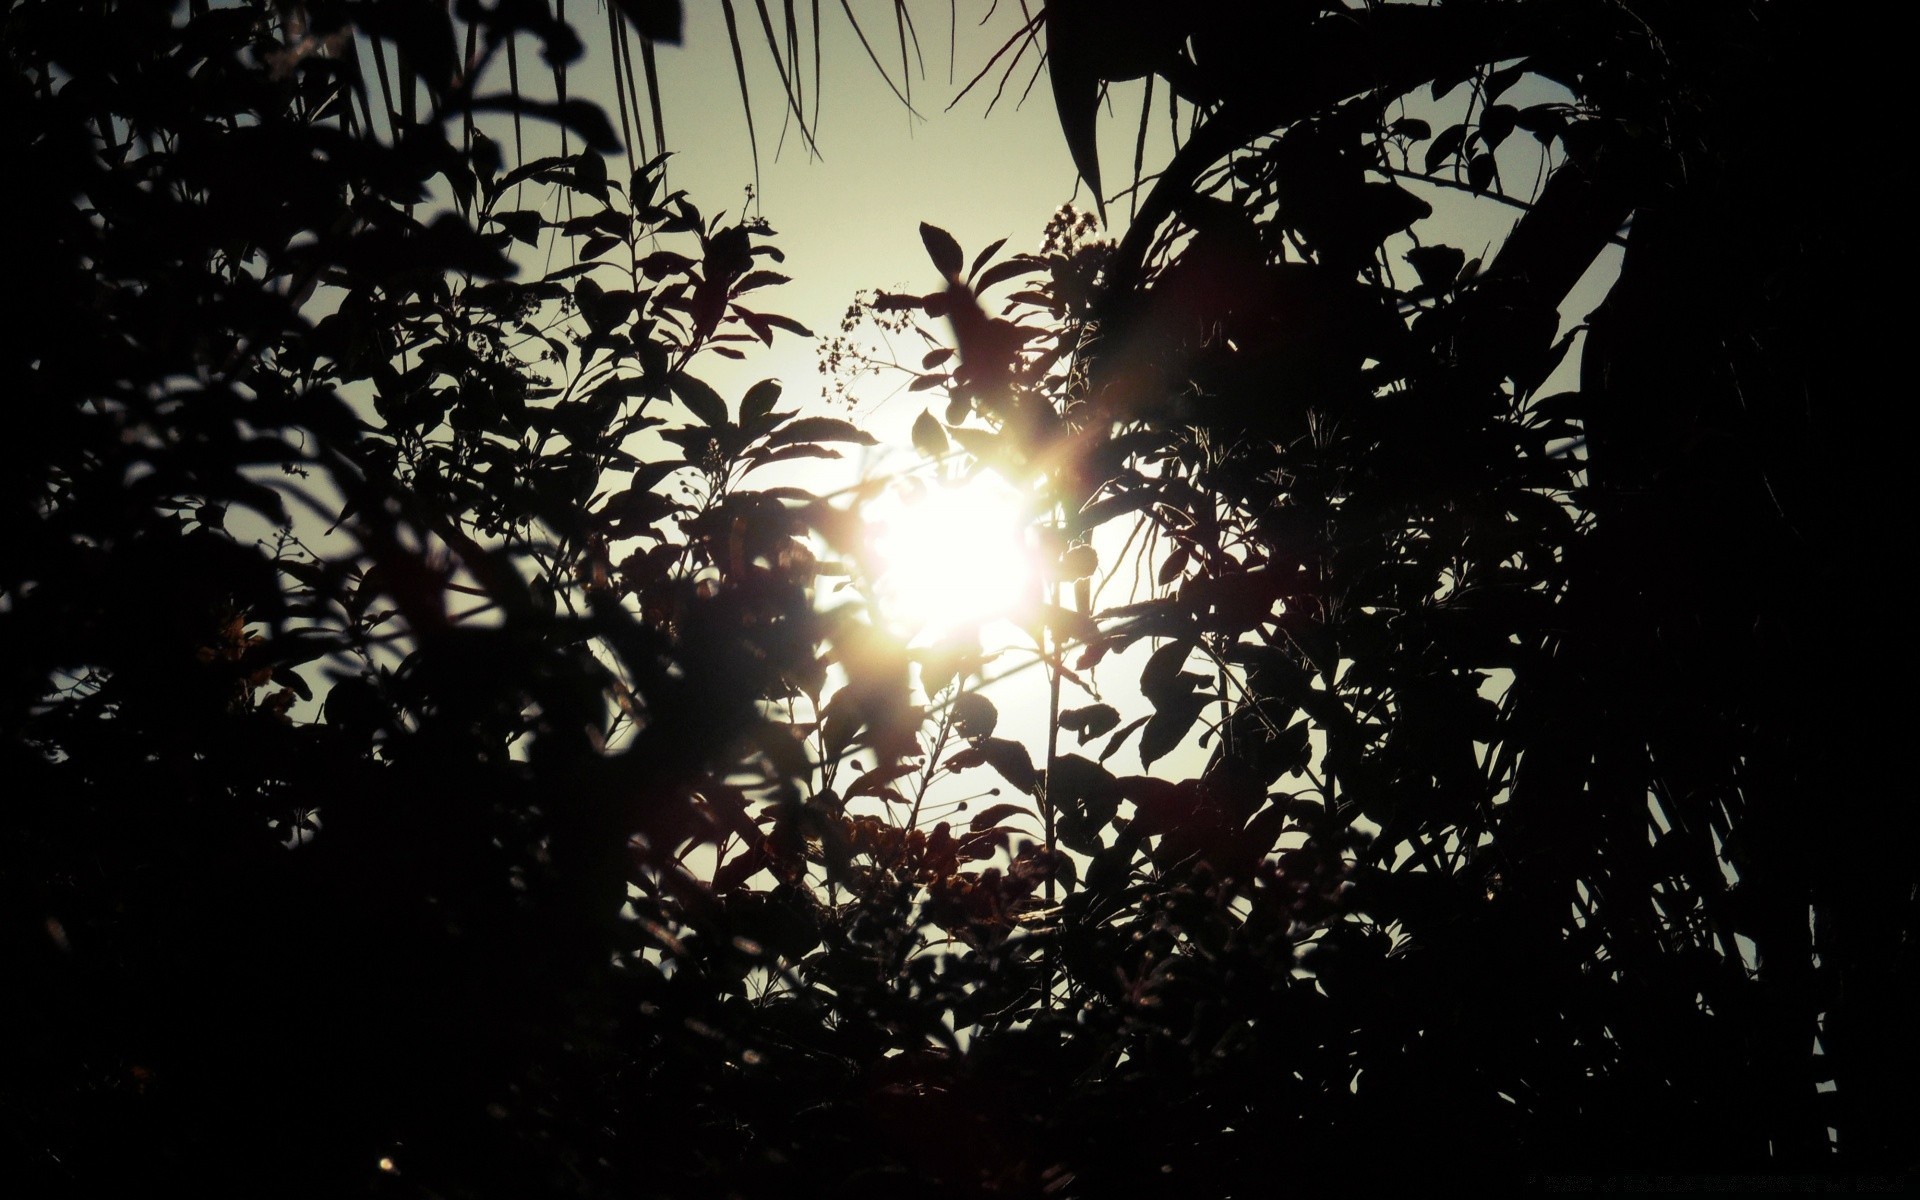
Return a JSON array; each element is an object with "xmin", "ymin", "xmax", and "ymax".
[{"xmin": 867, "ymin": 474, "xmax": 1039, "ymax": 636}]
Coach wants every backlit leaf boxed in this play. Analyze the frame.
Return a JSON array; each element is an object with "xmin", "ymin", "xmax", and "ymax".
[
  {"xmin": 670, "ymin": 372, "xmax": 729, "ymax": 427},
  {"xmin": 919, "ymin": 222, "xmax": 964, "ymax": 281},
  {"xmin": 911, "ymin": 410, "xmax": 949, "ymax": 458}
]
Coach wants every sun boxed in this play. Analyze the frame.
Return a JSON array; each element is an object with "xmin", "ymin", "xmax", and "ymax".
[{"xmin": 866, "ymin": 473, "xmax": 1040, "ymax": 637}]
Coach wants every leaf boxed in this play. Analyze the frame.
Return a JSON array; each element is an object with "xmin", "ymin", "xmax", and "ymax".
[
  {"xmin": 761, "ymin": 417, "xmax": 876, "ymax": 447},
  {"xmin": 639, "ymin": 250, "xmax": 698, "ymax": 279},
  {"xmin": 951, "ymin": 692, "xmax": 998, "ymax": 738},
  {"xmin": 669, "ymin": 372, "xmax": 729, "ymax": 427},
  {"xmin": 1059, "ymin": 703, "xmax": 1121, "ymax": 743},
  {"xmin": 610, "ymin": 0, "xmax": 683, "ymax": 43},
  {"xmin": 1040, "ymin": 604, "xmax": 1099, "ymax": 645},
  {"xmin": 976, "ymin": 737, "xmax": 1037, "ymax": 793},
  {"xmin": 629, "ymin": 151, "xmax": 672, "ymax": 204},
  {"xmin": 270, "ymin": 665, "xmax": 313, "ymax": 702},
  {"xmin": 1405, "ymin": 244, "xmax": 1466, "ymax": 294},
  {"xmin": 945, "ymin": 745, "xmax": 988, "ymax": 771},
  {"xmin": 573, "ymin": 277, "xmax": 634, "ymax": 333},
  {"xmin": 1139, "ymin": 640, "xmax": 1196, "ymax": 704},
  {"xmin": 1139, "ymin": 693, "xmax": 1208, "ymax": 770},
  {"xmin": 1076, "ymin": 488, "xmax": 1155, "ymax": 530},
  {"xmin": 967, "ymin": 801, "xmax": 1036, "ymax": 834},
  {"xmin": 277, "ymin": 558, "xmax": 330, "ymax": 590},
  {"xmin": 1466, "ymin": 153, "xmax": 1496, "ymax": 192},
  {"xmin": 911, "ymin": 410, "xmax": 949, "ymax": 459},
  {"xmin": 947, "ymin": 425, "xmax": 1001, "ymax": 463},
  {"xmin": 847, "ymin": 761, "xmax": 920, "ymax": 801},
  {"xmin": 1480, "ymin": 104, "xmax": 1518, "ymax": 151},
  {"xmin": 1515, "ymin": 103, "xmax": 1568, "ymax": 142},
  {"xmin": 1483, "ymin": 61, "xmax": 1525, "ymax": 103},
  {"xmin": 1098, "ymin": 715, "xmax": 1151, "ymax": 765},
  {"xmin": 921, "ymin": 347, "xmax": 954, "ymax": 370},
  {"xmin": 729, "ymin": 306, "xmax": 783, "ymax": 344},
  {"xmin": 967, "ymin": 237, "xmax": 1008, "ymax": 284},
  {"xmin": 1157, "ymin": 542, "xmax": 1191, "ymax": 586},
  {"xmin": 749, "ymin": 444, "xmax": 841, "ymax": 465},
  {"xmin": 1431, "ymin": 70, "xmax": 1472, "ymax": 103},
  {"xmin": 919, "ymin": 222, "xmax": 965, "ymax": 281},
  {"xmin": 756, "ymin": 312, "xmax": 814, "ymax": 338},
  {"xmin": 740, "ymin": 379, "xmax": 782, "ymax": 426},
  {"xmin": 490, "ymin": 209, "xmax": 544, "ymax": 246},
  {"xmin": 974, "ymin": 258, "xmax": 1039, "ymax": 295},
  {"xmin": 1425, "ymin": 123, "xmax": 1467, "ymax": 174}
]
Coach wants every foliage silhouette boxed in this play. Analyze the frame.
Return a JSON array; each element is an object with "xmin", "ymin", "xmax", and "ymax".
[{"xmin": 4, "ymin": 1, "xmax": 1906, "ymax": 1197}]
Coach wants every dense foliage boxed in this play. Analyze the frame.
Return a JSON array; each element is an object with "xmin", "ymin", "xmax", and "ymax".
[{"xmin": 5, "ymin": 1, "xmax": 1905, "ymax": 1195}]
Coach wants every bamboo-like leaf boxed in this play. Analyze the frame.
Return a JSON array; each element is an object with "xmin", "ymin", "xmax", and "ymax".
[
  {"xmin": 640, "ymin": 31, "xmax": 667, "ymax": 163},
  {"xmin": 947, "ymin": 6, "xmax": 1043, "ymax": 113},
  {"xmin": 367, "ymin": 24, "xmax": 399, "ymax": 136},
  {"xmin": 610, "ymin": 0, "xmax": 683, "ymax": 42},
  {"xmin": 613, "ymin": 15, "xmax": 645, "ymax": 161},
  {"xmin": 810, "ymin": 0, "xmax": 822, "ymax": 132},
  {"xmin": 504, "ymin": 32, "xmax": 525, "ymax": 183},
  {"xmin": 893, "ymin": 0, "xmax": 921, "ymax": 111},
  {"xmin": 752, "ymin": 0, "xmax": 820, "ymax": 159},
  {"xmin": 1131, "ymin": 73, "xmax": 1152, "ymax": 222},
  {"xmin": 605, "ymin": 3, "xmax": 636, "ymax": 172},
  {"xmin": 551, "ymin": 0, "xmax": 571, "ymax": 167},
  {"xmin": 719, "ymin": 1, "xmax": 763, "ymax": 202},
  {"xmin": 838, "ymin": 0, "xmax": 921, "ymax": 117}
]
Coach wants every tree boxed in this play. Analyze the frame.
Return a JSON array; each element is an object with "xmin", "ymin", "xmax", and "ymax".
[
  {"xmin": 4, "ymin": 1, "xmax": 1905, "ymax": 1195},
  {"xmin": 923, "ymin": 0, "xmax": 1905, "ymax": 1179}
]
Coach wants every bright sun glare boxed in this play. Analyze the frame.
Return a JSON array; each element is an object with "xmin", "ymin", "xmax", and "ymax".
[{"xmin": 867, "ymin": 474, "xmax": 1039, "ymax": 637}]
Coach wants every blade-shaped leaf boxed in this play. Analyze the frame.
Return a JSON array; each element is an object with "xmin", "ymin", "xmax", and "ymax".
[
  {"xmin": 761, "ymin": 416, "xmax": 876, "ymax": 447},
  {"xmin": 611, "ymin": 0, "xmax": 683, "ymax": 42},
  {"xmin": 919, "ymin": 222, "xmax": 964, "ymax": 281}
]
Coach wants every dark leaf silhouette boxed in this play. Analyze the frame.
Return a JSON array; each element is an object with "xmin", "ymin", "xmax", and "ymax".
[
  {"xmin": 919, "ymin": 221, "xmax": 965, "ymax": 281},
  {"xmin": 670, "ymin": 371, "xmax": 730, "ymax": 427},
  {"xmin": 611, "ymin": 0, "xmax": 684, "ymax": 43},
  {"xmin": 1059, "ymin": 702, "xmax": 1121, "ymax": 743},
  {"xmin": 951, "ymin": 691, "xmax": 998, "ymax": 738}
]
